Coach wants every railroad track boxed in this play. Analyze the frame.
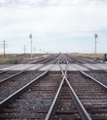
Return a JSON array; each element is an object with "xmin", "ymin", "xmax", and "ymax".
[
  {"xmin": 65, "ymin": 54, "xmax": 96, "ymax": 64},
  {"xmin": 65, "ymin": 55, "xmax": 107, "ymax": 119},
  {"xmin": 65, "ymin": 54, "xmax": 107, "ymax": 73},
  {"xmin": 60, "ymin": 55, "xmax": 107, "ymax": 119},
  {"xmin": 0, "ymin": 54, "xmax": 57, "ymax": 74},
  {"xmin": 0, "ymin": 74, "xmax": 61, "ymax": 119},
  {"xmin": 68, "ymin": 72, "xmax": 107, "ymax": 119},
  {"xmin": 0, "ymin": 54, "xmax": 58, "ymax": 85},
  {"xmin": 88, "ymin": 72, "xmax": 107, "ymax": 86},
  {"xmin": 31, "ymin": 54, "xmax": 58, "ymax": 64},
  {"xmin": 0, "ymin": 55, "xmax": 61, "ymax": 103},
  {"xmin": 0, "ymin": 60, "xmax": 90, "ymax": 120},
  {"xmin": 0, "ymin": 54, "xmax": 107, "ymax": 119}
]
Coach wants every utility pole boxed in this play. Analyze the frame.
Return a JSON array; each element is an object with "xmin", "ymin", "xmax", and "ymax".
[
  {"xmin": 1, "ymin": 41, "xmax": 8, "ymax": 58},
  {"xmin": 29, "ymin": 33, "xmax": 33, "ymax": 60}
]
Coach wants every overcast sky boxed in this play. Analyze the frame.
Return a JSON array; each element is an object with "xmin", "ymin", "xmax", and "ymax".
[{"xmin": 0, "ymin": 0, "xmax": 107, "ymax": 54}]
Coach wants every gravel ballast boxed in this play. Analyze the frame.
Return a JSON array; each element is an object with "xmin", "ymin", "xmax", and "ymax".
[
  {"xmin": 1, "ymin": 74, "xmax": 61, "ymax": 120},
  {"xmin": 88, "ymin": 72, "xmax": 107, "ymax": 86},
  {"xmin": 0, "ymin": 72, "xmax": 41, "ymax": 102}
]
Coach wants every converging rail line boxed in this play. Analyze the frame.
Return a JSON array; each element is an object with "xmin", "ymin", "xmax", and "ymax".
[{"xmin": 0, "ymin": 54, "xmax": 107, "ymax": 119}]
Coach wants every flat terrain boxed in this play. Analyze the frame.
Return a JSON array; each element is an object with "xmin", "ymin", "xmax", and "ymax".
[
  {"xmin": 0, "ymin": 54, "xmax": 51, "ymax": 64},
  {"xmin": 71, "ymin": 53, "xmax": 104, "ymax": 60}
]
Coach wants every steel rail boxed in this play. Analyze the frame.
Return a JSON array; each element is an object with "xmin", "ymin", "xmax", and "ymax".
[
  {"xmin": 67, "ymin": 54, "xmax": 87, "ymax": 64},
  {"xmin": 65, "ymin": 62, "xmax": 68, "ymax": 78},
  {"xmin": 58, "ymin": 63, "xmax": 91, "ymax": 120},
  {"xmin": 0, "ymin": 62, "xmax": 57, "ymax": 110},
  {"xmin": 64, "ymin": 76, "xmax": 91, "ymax": 120},
  {"xmin": 66, "ymin": 54, "xmax": 94, "ymax": 64},
  {"xmin": 0, "ymin": 63, "xmax": 42, "ymax": 85},
  {"xmin": 0, "ymin": 55, "xmax": 58, "ymax": 85},
  {"xmin": 45, "ymin": 75, "xmax": 65, "ymax": 120},
  {"xmin": 64, "ymin": 54, "xmax": 94, "ymax": 71},
  {"xmin": 66, "ymin": 54, "xmax": 107, "ymax": 74},
  {"xmin": 0, "ymin": 55, "xmax": 56, "ymax": 75},
  {"xmin": 70, "ymin": 54, "xmax": 107, "ymax": 72},
  {"xmin": 66, "ymin": 56, "xmax": 107, "ymax": 92},
  {"xmin": 45, "ymin": 55, "xmax": 60, "ymax": 64},
  {"xmin": 91, "ymin": 64, "xmax": 107, "ymax": 72},
  {"xmin": 61, "ymin": 55, "xmax": 107, "ymax": 119},
  {"xmin": 58, "ymin": 62, "xmax": 64, "ymax": 76},
  {"xmin": 46, "ymin": 56, "xmax": 57, "ymax": 64},
  {"xmin": 35, "ymin": 55, "xmax": 60, "ymax": 71},
  {"xmin": 64, "ymin": 54, "xmax": 107, "ymax": 92},
  {"xmin": 66, "ymin": 54, "xmax": 107, "ymax": 73},
  {"xmin": 45, "ymin": 60, "xmax": 65, "ymax": 120},
  {"xmin": 31, "ymin": 55, "xmax": 57, "ymax": 64},
  {"xmin": 31, "ymin": 54, "xmax": 54, "ymax": 63},
  {"xmin": 0, "ymin": 64, "xmax": 23, "ymax": 74},
  {"xmin": 79, "ymin": 57, "xmax": 96, "ymax": 64},
  {"xmin": 62, "ymin": 54, "xmax": 69, "ymax": 76},
  {"xmin": 72, "ymin": 55, "xmax": 96, "ymax": 64},
  {"xmin": 79, "ymin": 69, "xmax": 107, "ymax": 92},
  {"xmin": 31, "ymin": 55, "xmax": 51, "ymax": 64},
  {"xmin": 61, "ymin": 53, "xmax": 67, "ymax": 63}
]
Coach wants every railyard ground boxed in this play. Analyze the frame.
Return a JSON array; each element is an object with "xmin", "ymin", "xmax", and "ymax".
[{"xmin": 0, "ymin": 53, "xmax": 105, "ymax": 64}]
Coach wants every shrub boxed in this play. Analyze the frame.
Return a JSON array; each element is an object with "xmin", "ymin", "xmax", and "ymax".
[{"xmin": 0, "ymin": 57, "xmax": 23, "ymax": 64}]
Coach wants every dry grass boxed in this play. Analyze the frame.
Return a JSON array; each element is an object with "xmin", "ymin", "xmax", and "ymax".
[
  {"xmin": 70, "ymin": 53, "xmax": 104, "ymax": 60},
  {"xmin": 0, "ymin": 57, "xmax": 10, "ymax": 63},
  {"xmin": 0, "ymin": 54, "xmax": 51, "ymax": 64},
  {"xmin": 0, "ymin": 57, "xmax": 23, "ymax": 64},
  {"xmin": 0, "ymin": 54, "xmax": 29, "ymax": 64},
  {"xmin": 42, "ymin": 54, "xmax": 50, "ymax": 57},
  {"xmin": 33, "ymin": 54, "xmax": 50, "ymax": 59}
]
